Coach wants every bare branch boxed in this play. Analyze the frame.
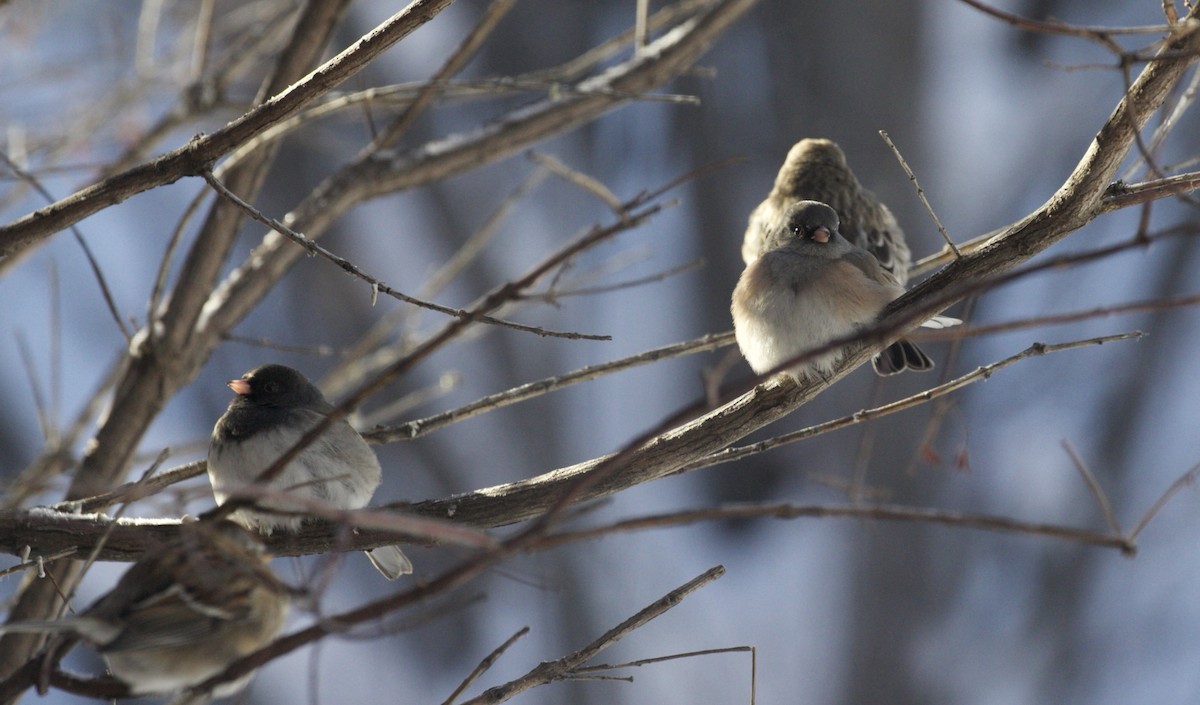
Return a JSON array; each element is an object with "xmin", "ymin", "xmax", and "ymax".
[
  {"xmin": 0, "ymin": 0, "xmax": 452, "ymax": 265},
  {"xmin": 0, "ymin": 1, "xmax": 362, "ymax": 684},
  {"xmin": 50, "ymin": 461, "xmax": 208, "ymax": 514},
  {"xmin": 676, "ymin": 334, "xmax": 1141, "ymax": 475},
  {"xmin": 369, "ymin": 0, "xmax": 518, "ymax": 152},
  {"xmin": 0, "ymin": 152, "xmax": 130, "ymax": 341},
  {"xmin": 879, "ymin": 130, "xmax": 960, "ymax": 257},
  {"xmin": 911, "ymin": 171, "xmax": 1200, "ymax": 277},
  {"xmin": 442, "ymin": 627, "xmax": 530, "ymax": 705},
  {"xmin": 539, "ymin": 503, "xmax": 1135, "ymax": 554},
  {"xmin": 366, "ymin": 332, "xmax": 732, "ymax": 443},
  {"xmin": 528, "ymin": 151, "xmax": 625, "ymax": 213},
  {"xmin": 202, "ymin": 194, "xmax": 672, "ymax": 524},
  {"xmin": 1062, "ymin": 440, "xmax": 1122, "ymax": 535},
  {"xmin": 459, "ymin": 566, "xmax": 725, "ymax": 705},
  {"xmin": 957, "ymin": 0, "xmax": 1175, "ymax": 38},
  {"xmin": 201, "ymin": 169, "xmax": 611, "ymax": 341},
  {"xmin": 1130, "ymin": 460, "xmax": 1200, "ymax": 540}
]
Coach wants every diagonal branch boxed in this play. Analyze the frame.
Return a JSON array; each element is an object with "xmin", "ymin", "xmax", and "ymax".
[
  {"xmin": 396, "ymin": 8, "xmax": 1200, "ymax": 531},
  {"xmin": 0, "ymin": 0, "xmax": 454, "ymax": 266},
  {"xmin": 459, "ymin": 566, "xmax": 725, "ymax": 705}
]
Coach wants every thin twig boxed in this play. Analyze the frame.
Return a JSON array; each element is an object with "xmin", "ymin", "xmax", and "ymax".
[
  {"xmin": 355, "ymin": 372, "xmax": 461, "ymax": 429},
  {"xmin": 528, "ymin": 151, "xmax": 624, "ymax": 213},
  {"xmin": 204, "ymin": 190, "xmax": 674, "ymax": 521},
  {"xmin": 0, "ymin": 549, "xmax": 79, "ymax": 580},
  {"xmin": 442, "ymin": 627, "xmax": 531, "ymax": 705},
  {"xmin": 1122, "ymin": 64, "xmax": 1200, "ymax": 181},
  {"xmin": 957, "ymin": 0, "xmax": 1174, "ymax": 37},
  {"xmin": 910, "ymin": 174, "xmax": 1200, "ymax": 277},
  {"xmin": 635, "ymin": 0, "xmax": 649, "ymax": 53},
  {"xmin": 539, "ymin": 502, "xmax": 1135, "ymax": 554},
  {"xmin": 1062, "ymin": 439, "xmax": 1122, "ymax": 535},
  {"xmin": 567, "ymin": 645, "xmax": 757, "ymax": 703},
  {"xmin": 149, "ymin": 187, "xmax": 211, "ymax": 322},
  {"xmin": 366, "ymin": 331, "xmax": 732, "ymax": 443},
  {"xmin": 0, "ymin": 0, "xmax": 459, "ymax": 264},
  {"xmin": 56, "ymin": 450, "xmax": 171, "ymax": 620},
  {"xmin": 223, "ymin": 78, "xmax": 699, "ymax": 173},
  {"xmin": 419, "ymin": 168, "xmax": 551, "ymax": 301},
  {"xmin": 222, "ymin": 335, "xmax": 338, "ymax": 356},
  {"xmin": 3, "ymin": 357, "xmax": 123, "ymax": 509},
  {"xmin": 572, "ymin": 645, "xmax": 755, "ymax": 674},
  {"xmin": 15, "ymin": 333, "xmax": 52, "ymax": 444},
  {"xmin": 369, "ymin": 0, "xmax": 518, "ymax": 152},
  {"xmin": 676, "ymin": 333, "xmax": 1142, "ymax": 474},
  {"xmin": 1102, "ymin": 169, "xmax": 1200, "ymax": 209},
  {"xmin": 0, "ymin": 151, "xmax": 131, "ymax": 341},
  {"xmin": 50, "ymin": 461, "xmax": 208, "ymax": 514},
  {"xmin": 201, "ymin": 169, "xmax": 611, "ymax": 341},
  {"xmin": 520, "ymin": 258, "xmax": 704, "ymax": 301},
  {"xmin": 913, "ymin": 291, "xmax": 1200, "ymax": 341},
  {"xmin": 459, "ymin": 566, "xmax": 726, "ymax": 705},
  {"xmin": 1129, "ymin": 460, "xmax": 1200, "ymax": 540},
  {"xmin": 879, "ymin": 130, "xmax": 960, "ymax": 257}
]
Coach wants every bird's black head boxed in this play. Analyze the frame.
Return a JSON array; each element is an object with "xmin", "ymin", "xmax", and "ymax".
[
  {"xmin": 228, "ymin": 364, "xmax": 325, "ymax": 409},
  {"xmin": 784, "ymin": 200, "xmax": 840, "ymax": 245}
]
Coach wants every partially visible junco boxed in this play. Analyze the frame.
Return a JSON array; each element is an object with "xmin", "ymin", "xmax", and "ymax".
[
  {"xmin": 208, "ymin": 364, "xmax": 413, "ymax": 579},
  {"xmin": 743, "ymin": 138, "xmax": 912, "ymax": 283},
  {"xmin": 732, "ymin": 200, "xmax": 950, "ymax": 379},
  {"xmin": 1, "ymin": 520, "xmax": 289, "ymax": 700}
]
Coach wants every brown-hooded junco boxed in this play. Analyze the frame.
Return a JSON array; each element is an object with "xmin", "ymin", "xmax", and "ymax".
[
  {"xmin": 1, "ymin": 520, "xmax": 289, "ymax": 700},
  {"xmin": 732, "ymin": 200, "xmax": 950, "ymax": 379},
  {"xmin": 208, "ymin": 364, "xmax": 413, "ymax": 579},
  {"xmin": 742, "ymin": 138, "xmax": 912, "ymax": 283}
]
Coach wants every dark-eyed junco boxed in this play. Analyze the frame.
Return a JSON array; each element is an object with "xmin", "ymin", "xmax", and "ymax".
[
  {"xmin": 208, "ymin": 364, "xmax": 413, "ymax": 579},
  {"xmin": 743, "ymin": 138, "xmax": 912, "ymax": 283},
  {"xmin": 1, "ymin": 520, "xmax": 289, "ymax": 700},
  {"xmin": 732, "ymin": 200, "xmax": 951, "ymax": 379}
]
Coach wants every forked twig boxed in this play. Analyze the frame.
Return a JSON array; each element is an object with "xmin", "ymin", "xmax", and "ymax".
[
  {"xmin": 458, "ymin": 566, "xmax": 725, "ymax": 705},
  {"xmin": 1062, "ymin": 439, "xmax": 1122, "ymax": 535},
  {"xmin": 442, "ymin": 627, "xmax": 530, "ymax": 705}
]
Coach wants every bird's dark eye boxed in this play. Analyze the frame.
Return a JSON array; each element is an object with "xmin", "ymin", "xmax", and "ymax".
[{"xmin": 264, "ymin": 381, "xmax": 279, "ymax": 394}]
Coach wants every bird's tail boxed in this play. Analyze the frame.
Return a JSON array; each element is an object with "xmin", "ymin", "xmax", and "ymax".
[
  {"xmin": 365, "ymin": 546, "xmax": 413, "ymax": 580},
  {"xmin": 873, "ymin": 340, "xmax": 934, "ymax": 375},
  {"xmin": 920, "ymin": 314, "xmax": 961, "ymax": 329}
]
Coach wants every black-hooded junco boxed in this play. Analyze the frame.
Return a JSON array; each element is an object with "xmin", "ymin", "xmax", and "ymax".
[
  {"xmin": 742, "ymin": 138, "xmax": 912, "ymax": 283},
  {"xmin": 732, "ymin": 200, "xmax": 950, "ymax": 379},
  {"xmin": 208, "ymin": 364, "xmax": 413, "ymax": 579},
  {"xmin": 1, "ymin": 520, "xmax": 289, "ymax": 700}
]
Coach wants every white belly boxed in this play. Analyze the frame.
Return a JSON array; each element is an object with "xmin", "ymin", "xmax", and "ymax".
[
  {"xmin": 732, "ymin": 252, "xmax": 899, "ymax": 380},
  {"xmin": 208, "ymin": 414, "xmax": 381, "ymax": 532}
]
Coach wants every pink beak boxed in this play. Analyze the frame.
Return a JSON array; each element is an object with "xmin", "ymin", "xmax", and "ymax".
[
  {"xmin": 811, "ymin": 226, "xmax": 831, "ymax": 244},
  {"xmin": 227, "ymin": 379, "xmax": 251, "ymax": 395}
]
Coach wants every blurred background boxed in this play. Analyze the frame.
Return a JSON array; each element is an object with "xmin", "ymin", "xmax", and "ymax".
[{"xmin": 3, "ymin": 1, "xmax": 1200, "ymax": 703}]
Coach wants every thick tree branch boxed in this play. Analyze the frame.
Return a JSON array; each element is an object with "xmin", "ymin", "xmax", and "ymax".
[
  {"xmin": 0, "ymin": 0, "xmax": 364, "ymax": 687},
  {"xmin": 395, "ymin": 9, "xmax": 1200, "ymax": 531}
]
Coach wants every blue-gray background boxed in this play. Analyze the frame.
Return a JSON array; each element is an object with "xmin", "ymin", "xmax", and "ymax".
[{"xmin": 2, "ymin": 1, "xmax": 1199, "ymax": 703}]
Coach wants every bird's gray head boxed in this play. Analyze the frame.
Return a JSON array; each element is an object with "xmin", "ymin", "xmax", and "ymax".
[
  {"xmin": 228, "ymin": 364, "xmax": 325, "ymax": 409},
  {"xmin": 783, "ymin": 200, "xmax": 842, "ymax": 246}
]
